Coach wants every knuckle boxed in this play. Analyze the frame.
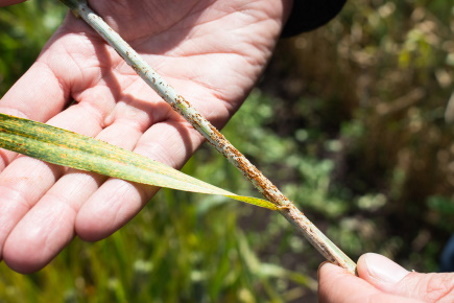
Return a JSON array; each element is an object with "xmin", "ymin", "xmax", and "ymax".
[{"xmin": 422, "ymin": 273, "xmax": 454, "ymax": 302}]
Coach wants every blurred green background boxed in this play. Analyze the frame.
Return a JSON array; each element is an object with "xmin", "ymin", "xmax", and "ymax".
[{"xmin": 0, "ymin": 0, "xmax": 453, "ymax": 302}]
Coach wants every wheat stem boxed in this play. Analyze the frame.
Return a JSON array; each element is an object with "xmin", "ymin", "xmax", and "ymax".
[{"xmin": 58, "ymin": 0, "xmax": 357, "ymax": 274}]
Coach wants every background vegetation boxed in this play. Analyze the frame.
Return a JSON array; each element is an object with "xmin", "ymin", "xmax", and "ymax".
[{"xmin": 0, "ymin": 0, "xmax": 453, "ymax": 302}]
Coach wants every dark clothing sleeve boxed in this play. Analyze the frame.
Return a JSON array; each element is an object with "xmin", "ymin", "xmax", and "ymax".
[{"xmin": 281, "ymin": 0, "xmax": 347, "ymax": 37}]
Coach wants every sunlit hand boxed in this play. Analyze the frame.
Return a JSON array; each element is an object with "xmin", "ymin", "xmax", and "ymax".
[
  {"xmin": 0, "ymin": 0, "xmax": 292, "ymax": 273},
  {"xmin": 318, "ymin": 253, "xmax": 454, "ymax": 302}
]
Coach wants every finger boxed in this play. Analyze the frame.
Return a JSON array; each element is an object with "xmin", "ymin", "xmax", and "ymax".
[
  {"xmin": 0, "ymin": 158, "xmax": 62, "ymax": 260},
  {"xmin": 396, "ymin": 272, "xmax": 454, "ymax": 303},
  {"xmin": 0, "ymin": 61, "xmax": 70, "ymax": 169},
  {"xmin": 75, "ymin": 118, "xmax": 204, "ymax": 241},
  {"xmin": 0, "ymin": 0, "xmax": 27, "ymax": 7},
  {"xmin": 0, "ymin": 61, "xmax": 69, "ymax": 121},
  {"xmin": 358, "ymin": 253, "xmax": 454, "ymax": 302},
  {"xmin": 318, "ymin": 262, "xmax": 422, "ymax": 303}
]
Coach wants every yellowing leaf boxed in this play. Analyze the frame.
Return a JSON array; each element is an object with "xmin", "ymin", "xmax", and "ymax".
[{"xmin": 0, "ymin": 114, "xmax": 278, "ymax": 210}]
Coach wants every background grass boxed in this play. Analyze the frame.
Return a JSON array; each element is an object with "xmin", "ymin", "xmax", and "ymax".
[{"xmin": 1, "ymin": 0, "xmax": 454, "ymax": 302}]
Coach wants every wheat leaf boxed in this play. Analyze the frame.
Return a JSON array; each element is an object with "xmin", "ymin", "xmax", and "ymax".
[{"xmin": 0, "ymin": 114, "xmax": 278, "ymax": 210}]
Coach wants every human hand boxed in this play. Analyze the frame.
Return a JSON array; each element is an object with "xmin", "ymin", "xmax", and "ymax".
[
  {"xmin": 318, "ymin": 253, "xmax": 454, "ymax": 302},
  {"xmin": 0, "ymin": 0, "xmax": 292, "ymax": 273}
]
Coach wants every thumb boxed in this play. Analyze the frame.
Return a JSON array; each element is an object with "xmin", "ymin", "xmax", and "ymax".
[{"xmin": 358, "ymin": 253, "xmax": 454, "ymax": 302}]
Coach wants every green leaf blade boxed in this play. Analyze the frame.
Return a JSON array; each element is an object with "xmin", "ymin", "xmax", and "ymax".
[{"xmin": 0, "ymin": 114, "xmax": 278, "ymax": 210}]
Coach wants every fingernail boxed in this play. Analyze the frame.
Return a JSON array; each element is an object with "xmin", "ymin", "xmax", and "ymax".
[{"xmin": 360, "ymin": 253, "xmax": 409, "ymax": 284}]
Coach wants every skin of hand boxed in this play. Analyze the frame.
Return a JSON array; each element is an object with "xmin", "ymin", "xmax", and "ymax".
[
  {"xmin": 318, "ymin": 253, "xmax": 454, "ymax": 303},
  {"xmin": 0, "ymin": 0, "xmax": 293, "ymax": 273}
]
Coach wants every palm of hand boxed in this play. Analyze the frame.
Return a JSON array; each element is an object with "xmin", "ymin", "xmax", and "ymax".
[{"xmin": 0, "ymin": 0, "xmax": 289, "ymax": 272}]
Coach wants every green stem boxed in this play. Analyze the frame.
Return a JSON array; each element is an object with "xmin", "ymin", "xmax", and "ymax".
[{"xmin": 58, "ymin": 0, "xmax": 357, "ymax": 274}]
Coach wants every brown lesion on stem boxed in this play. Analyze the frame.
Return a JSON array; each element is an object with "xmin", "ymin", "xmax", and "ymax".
[{"xmin": 172, "ymin": 95, "xmax": 293, "ymax": 208}]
